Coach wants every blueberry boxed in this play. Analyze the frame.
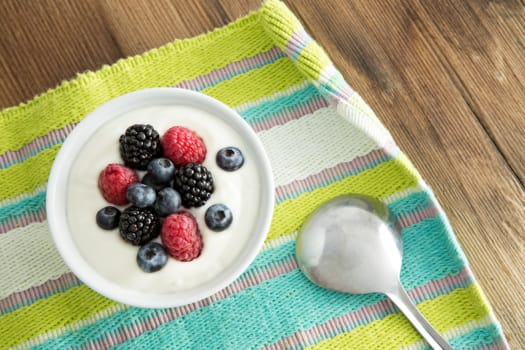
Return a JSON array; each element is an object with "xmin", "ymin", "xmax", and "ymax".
[
  {"xmin": 142, "ymin": 173, "xmax": 166, "ymax": 191},
  {"xmin": 154, "ymin": 187, "xmax": 181, "ymax": 216},
  {"xmin": 126, "ymin": 183, "xmax": 156, "ymax": 208},
  {"xmin": 205, "ymin": 204, "xmax": 233, "ymax": 231},
  {"xmin": 96, "ymin": 206, "xmax": 121, "ymax": 230},
  {"xmin": 216, "ymin": 147, "xmax": 244, "ymax": 171},
  {"xmin": 137, "ymin": 242, "xmax": 168, "ymax": 273},
  {"xmin": 147, "ymin": 158, "xmax": 175, "ymax": 184}
]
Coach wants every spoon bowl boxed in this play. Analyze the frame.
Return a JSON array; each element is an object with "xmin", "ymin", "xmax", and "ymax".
[{"xmin": 296, "ymin": 194, "xmax": 452, "ymax": 350}]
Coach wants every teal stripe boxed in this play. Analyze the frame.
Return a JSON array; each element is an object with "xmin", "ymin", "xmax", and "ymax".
[
  {"xmin": 445, "ymin": 324, "xmax": 503, "ymax": 350},
  {"xmin": 237, "ymin": 84, "xmax": 322, "ymax": 123},
  {"xmin": 388, "ymin": 191, "xmax": 433, "ymax": 218},
  {"xmin": 400, "ymin": 217, "xmax": 465, "ymax": 288},
  {"xmin": 34, "ymin": 200, "xmax": 467, "ymax": 349},
  {"xmin": 0, "ymin": 191, "xmax": 46, "ymax": 226},
  {"xmin": 321, "ymin": 72, "xmax": 345, "ymax": 95},
  {"xmin": 286, "ymin": 270, "xmax": 472, "ymax": 350}
]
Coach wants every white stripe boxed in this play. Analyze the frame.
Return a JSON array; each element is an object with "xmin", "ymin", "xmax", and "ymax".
[
  {"xmin": 0, "ymin": 221, "xmax": 70, "ymax": 299},
  {"xmin": 336, "ymin": 94, "xmax": 393, "ymax": 147},
  {"xmin": 399, "ymin": 315, "xmax": 497, "ymax": 350},
  {"xmin": 258, "ymin": 106, "xmax": 381, "ymax": 187},
  {"xmin": 0, "ymin": 182, "xmax": 426, "ymax": 300}
]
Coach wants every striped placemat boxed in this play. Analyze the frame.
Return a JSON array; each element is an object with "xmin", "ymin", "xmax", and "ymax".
[{"xmin": 0, "ymin": 0, "xmax": 508, "ymax": 348}]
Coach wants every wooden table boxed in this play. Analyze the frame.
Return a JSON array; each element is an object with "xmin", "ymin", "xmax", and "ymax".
[{"xmin": 1, "ymin": 0, "xmax": 524, "ymax": 347}]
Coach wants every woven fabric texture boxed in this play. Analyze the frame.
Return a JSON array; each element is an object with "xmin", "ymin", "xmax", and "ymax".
[{"xmin": 0, "ymin": 1, "xmax": 508, "ymax": 349}]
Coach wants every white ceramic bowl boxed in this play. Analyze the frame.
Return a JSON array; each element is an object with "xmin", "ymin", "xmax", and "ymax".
[{"xmin": 46, "ymin": 88, "xmax": 274, "ymax": 308}]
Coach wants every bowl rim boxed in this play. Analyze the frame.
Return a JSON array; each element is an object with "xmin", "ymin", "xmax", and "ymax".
[{"xmin": 46, "ymin": 87, "xmax": 274, "ymax": 308}]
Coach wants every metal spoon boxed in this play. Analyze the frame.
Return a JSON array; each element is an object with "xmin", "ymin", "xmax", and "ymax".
[{"xmin": 296, "ymin": 194, "xmax": 452, "ymax": 350}]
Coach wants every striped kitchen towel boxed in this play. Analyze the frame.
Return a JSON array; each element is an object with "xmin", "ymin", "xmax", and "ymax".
[{"xmin": 0, "ymin": 0, "xmax": 508, "ymax": 348}]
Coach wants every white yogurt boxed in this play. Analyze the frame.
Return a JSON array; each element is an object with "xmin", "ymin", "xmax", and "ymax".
[{"xmin": 66, "ymin": 105, "xmax": 261, "ymax": 293}]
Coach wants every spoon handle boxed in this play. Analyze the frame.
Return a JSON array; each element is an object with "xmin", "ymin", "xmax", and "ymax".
[{"xmin": 387, "ymin": 282, "xmax": 453, "ymax": 350}]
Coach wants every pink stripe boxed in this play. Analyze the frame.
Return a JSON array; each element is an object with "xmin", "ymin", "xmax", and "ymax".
[
  {"xmin": 396, "ymin": 206, "xmax": 440, "ymax": 231},
  {"xmin": 262, "ymin": 268, "xmax": 472, "ymax": 350},
  {"xmin": 0, "ymin": 209, "xmax": 47, "ymax": 234},
  {"xmin": 250, "ymin": 94, "xmax": 328, "ymax": 132},
  {"xmin": 0, "ymin": 124, "xmax": 76, "ymax": 168},
  {"xmin": 175, "ymin": 46, "xmax": 284, "ymax": 91},
  {"xmin": 285, "ymin": 28, "xmax": 310, "ymax": 57},
  {"xmin": 0, "ymin": 272, "xmax": 79, "ymax": 313},
  {"xmin": 274, "ymin": 147, "xmax": 392, "ymax": 203}
]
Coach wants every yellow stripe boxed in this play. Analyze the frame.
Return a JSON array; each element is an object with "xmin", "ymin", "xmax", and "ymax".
[
  {"xmin": 307, "ymin": 284, "xmax": 489, "ymax": 350},
  {"xmin": 296, "ymin": 41, "xmax": 333, "ymax": 81},
  {"xmin": 266, "ymin": 159, "xmax": 418, "ymax": 242},
  {"xmin": 0, "ymin": 12, "xmax": 272, "ymax": 154},
  {"xmin": 261, "ymin": 0, "xmax": 303, "ymax": 49},
  {"xmin": 0, "ymin": 285, "xmax": 116, "ymax": 349},
  {"xmin": 202, "ymin": 57, "xmax": 304, "ymax": 107},
  {"xmin": 0, "ymin": 145, "xmax": 60, "ymax": 201}
]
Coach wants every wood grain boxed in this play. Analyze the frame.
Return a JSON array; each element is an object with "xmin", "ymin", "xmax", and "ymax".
[{"xmin": 1, "ymin": 0, "xmax": 524, "ymax": 346}]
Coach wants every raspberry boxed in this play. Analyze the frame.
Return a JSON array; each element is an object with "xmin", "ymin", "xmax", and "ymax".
[
  {"xmin": 173, "ymin": 163, "xmax": 214, "ymax": 208},
  {"xmin": 119, "ymin": 124, "xmax": 162, "ymax": 170},
  {"xmin": 98, "ymin": 164, "xmax": 139, "ymax": 205},
  {"xmin": 161, "ymin": 126, "xmax": 206, "ymax": 166},
  {"xmin": 119, "ymin": 206, "xmax": 160, "ymax": 245},
  {"xmin": 161, "ymin": 212, "xmax": 203, "ymax": 261}
]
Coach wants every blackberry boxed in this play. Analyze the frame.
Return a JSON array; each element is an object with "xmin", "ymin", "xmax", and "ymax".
[
  {"xmin": 119, "ymin": 206, "xmax": 160, "ymax": 245},
  {"xmin": 173, "ymin": 163, "xmax": 214, "ymax": 208},
  {"xmin": 119, "ymin": 124, "xmax": 161, "ymax": 170}
]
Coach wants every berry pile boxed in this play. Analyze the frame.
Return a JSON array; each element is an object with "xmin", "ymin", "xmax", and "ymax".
[{"xmin": 95, "ymin": 123, "xmax": 245, "ymax": 273}]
